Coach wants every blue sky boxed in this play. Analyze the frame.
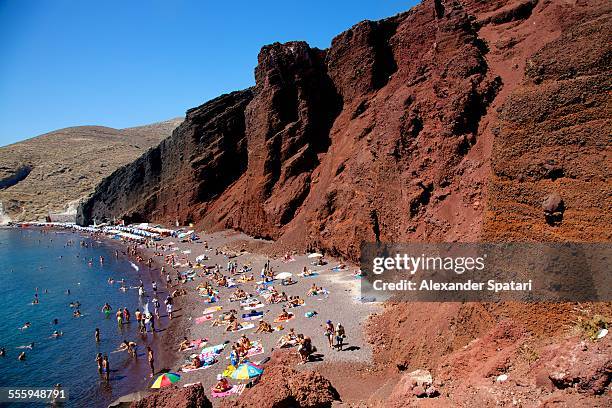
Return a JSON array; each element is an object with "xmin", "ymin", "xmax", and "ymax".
[{"xmin": 0, "ymin": 0, "xmax": 417, "ymax": 147}]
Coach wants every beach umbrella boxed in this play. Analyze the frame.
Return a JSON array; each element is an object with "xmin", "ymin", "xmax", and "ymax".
[
  {"xmin": 230, "ymin": 362, "xmax": 263, "ymax": 380},
  {"xmin": 195, "ymin": 254, "xmax": 207, "ymax": 262},
  {"xmin": 274, "ymin": 272, "xmax": 292, "ymax": 280},
  {"xmin": 150, "ymin": 372, "xmax": 181, "ymax": 388},
  {"xmin": 307, "ymin": 253, "xmax": 323, "ymax": 258}
]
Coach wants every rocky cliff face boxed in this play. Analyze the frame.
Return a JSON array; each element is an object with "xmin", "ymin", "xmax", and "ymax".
[
  {"xmin": 79, "ymin": 0, "xmax": 498, "ymax": 258},
  {"xmin": 78, "ymin": 0, "xmax": 610, "ymax": 261}
]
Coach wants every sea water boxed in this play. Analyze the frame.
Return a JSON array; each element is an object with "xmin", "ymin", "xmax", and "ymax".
[{"xmin": 0, "ymin": 228, "xmax": 158, "ymax": 407}]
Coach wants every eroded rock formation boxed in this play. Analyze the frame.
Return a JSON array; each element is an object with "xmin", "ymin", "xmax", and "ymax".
[{"xmin": 79, "ymin": 0, "xmax": 505, "ymax": 260}]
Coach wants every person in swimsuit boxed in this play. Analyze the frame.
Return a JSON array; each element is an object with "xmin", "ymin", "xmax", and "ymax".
[
  {"xmin": 95, "ymin": 353, "xmax": 103, "ymax": 373},
  {"xmin": 102, "ymin": 355, "xmax": 110, "ymax": 381},
  {"xmin": 147, "ymin": 347, "xmax": 154, "ymax": 377}
]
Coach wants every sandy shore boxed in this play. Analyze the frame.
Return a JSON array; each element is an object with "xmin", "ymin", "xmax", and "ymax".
[{"xmin": 128, "ymin": 229, "xmax": 378, "ymax": 405}]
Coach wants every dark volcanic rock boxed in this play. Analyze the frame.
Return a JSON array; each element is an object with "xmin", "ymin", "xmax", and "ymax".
[{"xmin": 77, "ymin": 90, "xmax": 253, "ymax": 226}]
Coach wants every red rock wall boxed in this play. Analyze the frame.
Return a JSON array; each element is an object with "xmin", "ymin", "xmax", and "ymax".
[{"xmin": 78, "ymin": 0, "xmax": 611, "ymax": 261}]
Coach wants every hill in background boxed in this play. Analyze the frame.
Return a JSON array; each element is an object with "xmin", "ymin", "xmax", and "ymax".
[{"xmin": 0, "ymin": 118, "xmax": 183, "ymax": 223}]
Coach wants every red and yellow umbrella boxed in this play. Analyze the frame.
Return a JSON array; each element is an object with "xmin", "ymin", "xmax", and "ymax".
[{"xmin": 151, "ymin": 372, "xmax": 181, "ymax": 388}]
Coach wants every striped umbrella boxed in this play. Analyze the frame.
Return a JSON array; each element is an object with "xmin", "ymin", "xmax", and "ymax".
[
  {"xmin": 150, "ymin": 372, "xmax": 181, "ymax": 388},
  {"xmin": 230, "ymin": 362, "xmax": 263, "ymax": 380}
]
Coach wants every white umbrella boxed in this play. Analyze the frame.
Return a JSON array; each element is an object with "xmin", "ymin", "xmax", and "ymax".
[
  {"xmin": 275, "ymin": 272, "xmax": 292, "ymax": 280},
  {"xmin": 195, "ymin": 254, "xmax": 207, "ymax": 262},
  {"xmin": 307, "ymin": 253, "xmax": 323, "ymax": 258}
]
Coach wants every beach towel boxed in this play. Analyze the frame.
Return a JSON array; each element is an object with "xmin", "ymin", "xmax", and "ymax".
[
  {"xmin": 199, "ymin": 344, "xmax": 226, "ymax": 358},
  {"xmin": 305, "ymin": 311, "xmax": 318, "ymax": 318},
  {"xmin": 236, "ymin": 323, "xmax": 255, "ymax": 332},
  {"xmin": 195, "ymin": 314, "xmax": 214, "ymax": 324},
  {"xmin": 245, "ymin": 343, "xmax": 264, "ymax": 357},
  {"xmin": 211, "ymin": 384, "xmax": 246, "ymax": 398},
  {"xmin": 242, "ymin": 303, "xmax": 264, "ymax": 311},
  {"xmin": 273, "ymin": 313, "xmax": 294, "ymax": 323},
  {"xmin": 242, "ymin": 311, "xmax": 264, "ymax": 321},
  {"xmin": 204, "ymin": 306, "xmax": 223, "ymax": 314},
  {"xmin": 181, "ymin": 364, "xmax": 213, "ymax": 373},
  {"xmin": 201, "ymin": 295, "xmax": 219, "ymax": 303}
]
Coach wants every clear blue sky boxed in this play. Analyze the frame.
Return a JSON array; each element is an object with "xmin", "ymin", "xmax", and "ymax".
[{"xmin": 0, "ymin": 0, "xmax": 417, "ymax": 147}]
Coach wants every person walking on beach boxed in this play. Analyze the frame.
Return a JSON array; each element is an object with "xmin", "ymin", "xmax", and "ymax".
[
  {"xmin": 324, "ymin": 320, "xmax": 335, "ymax": 349},
  {"xmin": 165, "ymin": 295, "xmax": 173, "ymax": 319},
  {"xmin": 335, "ymin": 323, "xmax": 346, "ymax": 351},
  {"xmin": 147, "ymin": 346, "xmax": 154, "ymax": 377},
  {"xmin": 152, "ymin": 296, "xmax": 160, "ymax": 319},
  {"xmin": 95, "ymin": 328, "xmax": 100, "ymax": 343},
  {"xmin": 95, "ymin": 353, "xmax": 103, "ymax": 373}
]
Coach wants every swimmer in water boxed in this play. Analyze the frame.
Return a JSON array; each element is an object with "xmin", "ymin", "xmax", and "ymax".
[
  {"xmin": 73, "ymin": 310, "xmax": 82, "ymax": 318},
  {"xmin": 95, "ymin": 328, "xmax": 100, "ymax": 342},
  {"xmin": 52, "ymin": 318, "xmax": 59, "ymax": 325},
  {"xmin": 20, "ymin": 322, "xmax": 31, "ymax": 330},
  {"xmin": 17, "ymin": 342, "xmax": 34, "ymax": 350},
  {"xmin": 51, "ymin": 330, "xmax": 63, "ymax": 338},
  {"xmin": 18, "ymin": 352, "xmax": 26, "ymax": 361},
  {"xmin": 0, "ymin": 347, "xmax": 6, "ymax": 357}
]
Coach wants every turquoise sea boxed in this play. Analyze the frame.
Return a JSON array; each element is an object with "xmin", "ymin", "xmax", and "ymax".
[{"xmin": 0, "ymin": 228, "xmax": 160, "ymax": 407}]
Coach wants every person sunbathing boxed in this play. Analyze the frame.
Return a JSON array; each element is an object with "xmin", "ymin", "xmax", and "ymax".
[
  {"xmin": 213, "ymin": 375, "xmax": 231, "ymax": 393},
  {"xmin": 196, "ymin": 282, "xmax": 210, "ymax": 291},
  {"xmin": 255, "ymin": 320, "xmax": 273, "ymax": 333},
  {"xmin": 225, "ymin": 320, "xmax": 241, "ymax": 332},
  {"xmin": 230, "ymin": 289, "xmax": 247, "ymax": 301},
  {"xmin": 302, "ymin": 268, "xmax": 314, "ymax": 277},
  {"xmin": 238, "ymin": 334, "xmax": 252, "ymax": 351},
  {"xmin": 178, "ymin": 337, "xmax": 191, "ymax": 351},
  {"xmin": 182, "ymin": 356, "xmax": 202, "ymax": 371},
  {"xmin": 277, "ymin": 328, "xmax": 297, "ymax": 347},
  {"xmin": 276, "ymin": 308, "xmax": 291, "ymax": 321},
  {"xmin": 282, "ymin": 277, "xmax": 296, "ymax": 285},
  {"xmin": 211, "ymin": 311, "xmax": 236, "ymax": 327},
  {"xmin": 237, "ymin": 274, "xmax": 253, "ymax": 283},
  {"xmin": 217, "ymin": 276, "xmax": 227, "ymax": 286},
  {"xmin": 287, "ymin": 296, "xmax": 304, "ymax": 308},
  {"xmin": 307, "ymin": 284, "xmax": 321, "ymax": 296}
]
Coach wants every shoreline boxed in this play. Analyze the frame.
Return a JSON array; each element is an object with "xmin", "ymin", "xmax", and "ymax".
[{"xmin": 11, "ymin": 223, "xmax": 379, "ymax": 406}]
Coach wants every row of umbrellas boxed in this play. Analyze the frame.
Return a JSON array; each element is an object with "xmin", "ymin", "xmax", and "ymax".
[{"xmin": 150, "ymin": 362, "xmax": 263, "ymax": 388}]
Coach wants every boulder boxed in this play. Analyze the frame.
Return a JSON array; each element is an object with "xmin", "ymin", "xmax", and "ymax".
[{"xmin": 130, "ymin": 383, "xmax": 212, "ymax": 408}]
